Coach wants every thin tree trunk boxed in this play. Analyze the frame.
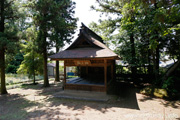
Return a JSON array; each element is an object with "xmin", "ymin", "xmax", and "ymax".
[
  {"xmin": 129, "ymin": 13, "xmax": 137, "ymax": 77},
  {"xmin": 0, "ymin": 49, "xmax": 8, "ymax": 94},
  {"xmin": 147, "ymin": 37, "xmax": 153, "ymax": 74},
  {"xmin": 32, "ymin": 43, "xmax": 36, "ymax": 85},
  {"xmin": 0, "ymin": 0, "xmax": 7, "ymax": 94},
  {"xmin": 148, "ymin": 48, "xmax": 152, "ymax": 74},
  {"xmin": 0, "ymin": 0, "xmax": 5, "ymax": 32},
  {"xmin": 154, "ymin": 1, "xmax": 160, "ymax": 77},
  {"xmin": 155, "ymin": 43, "xmax": 160, "ymax": 75},
  {"xmin": 130, "ymin": 33, "xmax": 138, "ymax": 85},
  {"xmin": 33, "ymin": 72, "xmax": 36, "ymax": 85},
  {"xmin": 55, "ymin": 47, "xmax": 59, "ymax": 82},
  {"xmin": 43, "ymin": 36, "xmax": 49, "ymax": 87},
  {"xmin": 130, "ymin": 33, "xmax": 137, "ymax": 76}
]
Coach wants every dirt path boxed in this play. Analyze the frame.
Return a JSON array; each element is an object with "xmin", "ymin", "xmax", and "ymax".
[{"xmin": 0, "ymin": 82, "xmax": 180, "ymax": 120}]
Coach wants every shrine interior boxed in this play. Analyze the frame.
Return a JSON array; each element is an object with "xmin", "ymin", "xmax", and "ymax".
[{"xmin": 66, "ymin": 66, "xmax": 111, "ymax": 86}]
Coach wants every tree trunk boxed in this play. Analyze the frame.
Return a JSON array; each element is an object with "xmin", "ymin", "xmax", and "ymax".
[
  {"xmin": 148, "ymin": 49, "xmax": 152, "ymax": 74},
  {"xmin": 130, "ymin": 33, "xmax": 137, "ymax": 75},
  {"xmin": 0, "ymin": 0, "xmax": 5, "ymax": 33},
  {"xmin": 154, "ymin": 1, "xmax": 160, "ymax": 77},
  {"xmin": 161, "ymin": 60, "xmax": 180, "ymax": 86},
  {"xmin": 0, "ymin": 49, "xmax": 8, "ymax": 94},
  {"xmin": 147, "ymin": 37, "xmax": 153, "ymax": 74},
  {"xmin": 32, "ymin": 45, "xmax": 36, "ymax": 85},
  {"xmin": 155, "ymin": 43, "xmax": 160, "ymax": 75},
  {"xmin": 33, "ymin": 70, "xmax": 36, "ymax": 85},
  {"xmin": 43, "ymin": 38, "xmax": 49, "ymax": 87},
  {"xmin": 130, "ymin": 33, "xmax": 137, "ymax": 84},
  {"xmin": 55, "ymin": 47, "xmax": 60, "ymax": 82},
  {"xmin": 0, "ymin": 0, "xmax": 7, "ymax": 94}
]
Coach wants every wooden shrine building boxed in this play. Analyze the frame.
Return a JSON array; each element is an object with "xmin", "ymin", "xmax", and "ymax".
[{"xmin": 49, "ymin": 23, "xmax": 119, "ymax": 92}]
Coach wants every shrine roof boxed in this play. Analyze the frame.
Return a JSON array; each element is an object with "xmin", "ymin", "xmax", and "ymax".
[{"xmin": 49, "ymin": 23, "xmax": 119, "ymax": 60}]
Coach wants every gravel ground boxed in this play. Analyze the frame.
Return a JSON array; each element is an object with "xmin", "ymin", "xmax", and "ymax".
[{"xmin": 0, "ymin": 82, "xmax": 180, "ymax": 120}]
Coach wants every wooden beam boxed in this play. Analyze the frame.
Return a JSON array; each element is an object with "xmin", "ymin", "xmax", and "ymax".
[
  {"xmin": 64, "ymin": 63, "xmax": 112, "ymax": 67},
  {"xmin": 50, "ymin": 57, "xmax": 118, "ymax": 61},
  {"xmin": 65, "ymin": 84, "xmax": 105, "ymax": 92},
  {"xmin": 64, "ymin": 61, "xmax": 66, "ymax": 90}
]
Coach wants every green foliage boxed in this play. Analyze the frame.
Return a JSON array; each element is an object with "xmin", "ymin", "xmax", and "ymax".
[
  {"xmin": 116, "ymin": 65, "xmax": 131, "ymax": 74},
  {"xmin": 29, "ymin": 0, "xmax": 77, "ymax": 52},
  {"xmin": 0, "ymin": 0, "xmax": 27, "ymax": 52},
  {"xmin": 6, "ymin": 65, "xmax": 17, "ymax": 74},
  {"xmin": 162, "ymin": 77, "xmax": 175, "ymax": 91},
  {"xmin": 26, "ymin": 0, "xmax": 77, "ymax": 86},
  {"xmin": 162, "ymin": 75, "xmax": 178, "ymax": 96},
  {"xmin": 0, "ymin": 0, "xmax": 26, "ymax": 94},
  {"xmin": 6, "ymin": 52, "xmax": 24, "ymax": 73},
  {"xmin": 140, "ymin": 86, "xmax": 168, "ymax": 98},
  {"xmin": 90, "ymin": 0, "xmax": 180, "ymax": 71},
  {"xmin": 17, "ymin": 27, "xmax": 43, "ymax": 78}
]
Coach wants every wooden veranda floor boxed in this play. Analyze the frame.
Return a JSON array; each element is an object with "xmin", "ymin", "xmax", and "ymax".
[{"xmin": 66, "ymin": 77, "xmax": 104, "ymax": 85}]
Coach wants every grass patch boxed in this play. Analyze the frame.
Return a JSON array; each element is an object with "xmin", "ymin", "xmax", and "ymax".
[
  {"xmin": 21, "ymin": 83, "xmax": 40, "ymax": 89},
  {"xmin": 67, "ymin": 75, "xmax": 78, "ymax": 78},
  {"xmin": 0, "ymin": 110, "xmax": 28, "ymax": 120},
  {"xmin": 0, "ymin": 95, "xmax": 38, "ymax": 120},
  {"xmin": 5, "ymin": 74, "xmax": 43, "ymax": 85},
  {"xmin": 140, "ymin": 86, "xmax": 168, "ymax": 98}
]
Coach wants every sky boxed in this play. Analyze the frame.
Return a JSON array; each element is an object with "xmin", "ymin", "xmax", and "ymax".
[
  {"xmin": 71, "ymin": 0, "xmax": 117, "ymax": 50},
  {"xmin": 51, "ymin": 0, "xmax": 102, "ymax": 51},
  {"xmin": 74, "ymin": 0, "xmax": 100, "ymax": 32},
  {"xmin": 62, "ymin": 0, "xmax": 101, "ymax": 49}
]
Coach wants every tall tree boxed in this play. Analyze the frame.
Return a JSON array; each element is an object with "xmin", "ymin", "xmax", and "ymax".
[
  {"xmin": 54, "ymin": 24, "xmax": 77, "ymax": 82},
  {"xmin": 30, "ymin": 0, "xmax": 77, "ymax": 86},
  {"xmin": 17, "ymin": 27, "xmax": 43, "ymax": 84},
  {"xmin": 91, "ymin": 0, "xmax": 137, "ymax": 75},
  {"xmin": 90, "ymin": 0, "xmax": 180, "ymax": 82},
  {"xmin": 49, "ymin": 0, "xmax": 77, "ymax": 82},
  {"xmin": 138, "ymin": 0, "xmax": 180, "ymax": 77},
  {"xmin": 0, "ymin": 0, "xmax": 23, "ymax": 94}
]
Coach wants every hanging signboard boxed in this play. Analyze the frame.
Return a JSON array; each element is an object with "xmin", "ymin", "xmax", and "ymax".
[{"xmin": 74, "ymin": 60, "xmax": 91, "ymax": 66}]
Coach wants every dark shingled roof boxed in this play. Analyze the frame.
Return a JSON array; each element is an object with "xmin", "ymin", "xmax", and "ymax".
[
  {"xmin": 47, "ymin": 63, "xmax": 56, "ymax": 67},
  {"xmin": 49, "ymin": 23, "xmax": 119, "ymax": 60}
]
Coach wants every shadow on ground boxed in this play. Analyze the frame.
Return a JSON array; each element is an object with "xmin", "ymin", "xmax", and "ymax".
[
  {"xmin": 22, "ymin": 81, "xmax": 140, "ymax": 111},
  {"xmin": 139, "ymin": 94, "xmax": 180, "ymax": 109},
  {"xmin": 1, "ymin": 80, "xmax": 179, "ymax": 120},
  {"xmin": 21, "ymin": 82, "xmax": 141, "ymax": 119},
  {"xmin": 0, "ymin": 94, "xmax": 38, "ymax": 120},
  {"xmin": 42, "ymin": 82, "xmax": 140, "ymax": 111}
]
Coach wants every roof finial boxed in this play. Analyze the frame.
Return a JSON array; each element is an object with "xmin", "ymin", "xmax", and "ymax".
[
  {"xmin": 81, "ymin": 22, "xmax": 85, "ymax": 26},
  {"xmin": 81, "ymin": 22, "xmax": 86, "ymax": 29}
]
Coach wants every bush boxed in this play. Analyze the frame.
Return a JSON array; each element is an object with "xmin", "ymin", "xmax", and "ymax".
[
  {"xmin": 162, "ymin": 76, "xmax": 178, "ymax": 98},
  {"xmin": 140, "ymin": 86, "xmax": 168, "ymax": 98},
  {"xmin": 6, "ymin": 65, "xmax": 17, "ymax": 73}
]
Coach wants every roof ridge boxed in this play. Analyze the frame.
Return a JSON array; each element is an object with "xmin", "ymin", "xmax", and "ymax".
[
  {"xmin": 66, "ymin": 23, "xmax": 104, "ymax": 50},
  {"xmin": 81, "ymin": 23, "xmax": 104, "ymax": 43}
]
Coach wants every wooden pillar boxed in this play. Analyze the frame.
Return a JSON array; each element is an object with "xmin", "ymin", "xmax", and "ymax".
[
  {"xmin": 79, "ymin": 67, "xmax": 82, "ymax": 77},
  {"xmin": 104, "ymin": 59, "xmax": 107, "ymax": 92},
  {"xmin": 63, "ymin": 61, "xmax": 66, "ymax": 89},
  {"xmin": 111, "ymin": 60, "xmax": 115, "ymax": 81},
  {"xmin": 86, "ymin": 66, "xmax": 88, "ymax": 75},
  {"xmin": 111, "ymin": 64, "xmax": 114, "ymax": 81}
]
